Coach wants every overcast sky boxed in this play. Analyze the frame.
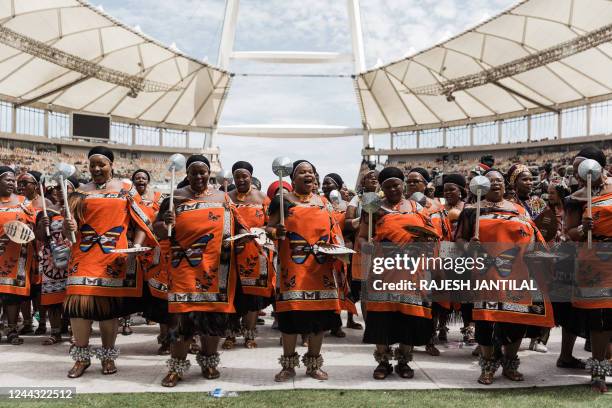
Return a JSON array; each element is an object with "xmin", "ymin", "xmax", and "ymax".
[{"xmin": 99, "ymin": 0, "xmax": 516, "ymax": 187}]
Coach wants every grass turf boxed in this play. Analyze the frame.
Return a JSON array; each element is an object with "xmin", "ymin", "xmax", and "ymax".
[{"xmin": 0, "ymin": 386, "xmax": 610, "ymax": 408}]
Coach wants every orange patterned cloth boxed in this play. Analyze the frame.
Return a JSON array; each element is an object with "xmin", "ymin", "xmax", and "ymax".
[
  {"xmin": 147, "ymin": 239, "xmax": 170, "ymax": 300},
  {"xmin": 234, "ymin": 200, "xmax": 276, "ymax": 297},
  {"xmin": 0, "ymin": 196, "xmax": 35, "ymax": 296},
  {"xmin": 471, "ymin": 203, "xmax": 554, "ymax": 327},
  {"xmin": 574, "ymin": 192, "xmax": 612, "ymax": 310},
  {"xmin": 167, "ymin": 197, "xmax": 243, "ymax": 313},
  {"xmin": 365, "ymin": 202, "xmax": 438, "ymax": 318},
  {"xmin": 66, "ymin": 182, "xmax": 156, "ymax": 297},
  {"xmin": 276, "ymin": 199, "xmax": 354, "ymax": 313}
]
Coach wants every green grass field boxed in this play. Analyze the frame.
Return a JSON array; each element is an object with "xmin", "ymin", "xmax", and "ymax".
[{"xmin": 0, "ymin": 386, "xmax": 610, "ymax": 408}]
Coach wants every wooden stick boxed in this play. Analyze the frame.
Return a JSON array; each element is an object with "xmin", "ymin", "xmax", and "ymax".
[
  {"xmin": 587, "ymin": 174, "xmax": 592, "ymax": 249},
  {"xmin": 60, "ymin": 175, "xmax": 76, "ymax": 243},
  {"xmin": 168, "ymin": 168, "xmax": 176, "ymax": 237},
  {"xmin": 39, "ymin": 182, "xmax": 50, "ymax": 236},
  {"xmin": 474, "ymin": 190, "xmax": 482, "ymax": 240},
  {"xmin": 278, "ymin": 174, "xmax": 285, "ymax": 227}
]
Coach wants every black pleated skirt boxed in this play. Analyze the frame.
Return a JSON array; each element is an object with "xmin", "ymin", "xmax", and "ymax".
[
  {"xmin": 277, "ymin": 310, "xmax": 342, "ymax": 335},
  {"xmin": 363, "ymin": 311, "xmax": 432, "ymax": 346},
  {"xmin": 63, "ymin": 294, "xmax": 142, "ymax": 321},
  {"xmin": 167, "ymin": 311, "xmax": 240, "ymax": 342},
  {"xmin": 142, "ymin": 285, "xmax": 170, "ymax": 325},
  {"xmin": 553, "ymin": 303, "xmax": 611, "ymax": 337}
]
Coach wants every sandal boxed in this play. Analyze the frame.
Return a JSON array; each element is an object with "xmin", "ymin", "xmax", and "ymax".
[
  {"xmin": 161, "ymin": 372, "xmax": 182, "ymax": 387},
  {"xmin": 373, "ymin": 362, "xmax": 393, "ymax": 380},
  {"xmin": 221, "ymin": 337, "xmax": 235, "ymax": 350},
  {"xmin": 157, "ymin": 343, "xmax": 171, "ymax": 355},
  {"xmin": 67, "ymin": 361, "xmax": 91, "ymax": 378},
  {"xmin": 395, "ymin": 363, "xmax": 414, "ymax": 379},
  {"xmin": 330, "ymin": 328, "xmax": 346, "ymax": 338},
  {"xmin": 425, "ymin": 344, "xmax": 440, "ymax": 356},
  {"xmin": 163, "ymin": 358, "xmax": 190, "ymax": 386},
  {"xmin": 556, "ymin": 357, "xmax": 586, "ymax": 369},
  {"xmin": 347, "ymin": 320, "xmax": 363, "ymax": 330},
  {"xmin": 188, "ymin": 341, "xmax": 201, "ymax": 354},
  {"xmin": 478, "ymin": 370, "xmax": 495, "ymax": 385},
  {"xmin": 244, "ymin": 339, "xmax": 257, "ymax": 349},
  {"xmin": 42, "ymin": 333, "xmax": 62, "ymax": 346},
  {"xmin": 502, "ymin": 356, "xmax": 523, "ymax": 381},
  {"xmin": 274, "ymin": 368, "xmax": 296, "ymax": 382},
  {"xmin": 202, "ymin": 367, "xmax": 220, "ymax": 379},
  {"xmin": 502, "ymin": 368, "xmax": 524, "ymax": 381},
  {"xmin": 34, "ymin": 326, "xmax": 47, "ymax": 336},
  {"xmin": 302, "ymin": 354, "xmax": 328, "ymax": 380},
  {"xmin": 307, "ymin": 368, "xmax": 329, "ymax": 380},
  {"xmin": 101, "ymin": 360, "xmax": 117, "ymax": 375},
  {"xmin": 438, "ymin": 327, "xmax": 448, "ymax": 343},
  {"xmin": 591, "ymin": 378, "xmax": 608, "ymax": 393},
  {"xmin": 7, "ymin": 331, "xmax": 23, "ymax": 345}
]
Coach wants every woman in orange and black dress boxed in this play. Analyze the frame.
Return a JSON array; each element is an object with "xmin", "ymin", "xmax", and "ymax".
[
  {"xmin": 563, "ymin": 147, "xmax": 611, "ymax": 393},
  {"xmin": 0, "ymin": 166, "xmax": 35, "ymax": 345},
  {"xmin": 345, "ymin": 169, "xmax": 379, "ymax": 324},
  {"xmin": 132, "ymin": 169, "xmax": 170, "ymax": 354},
  {"xmin": 359, "ymin": 167, "xmax": 439, "ymax": 380},
  {"xmin": 36, "ymin": 176, "xmax": 80, "ymax": 346},
  {"xmin": 267, "ymin": 160, "xmax": 351, "ymax": 382},
  {"xmin": 16, "ymin": 171, "xmax": 52, "ymax": 337},
  {"xmin": 223, "ymin": 161, "xmax": 275, "ymax": 349},
  {"xmin": 63, "ymin": 147, "xmax": 156, "ymax": 378},
  {"xmin": 456, "ymin": 169, "xmax": 554, "ymax": 385},
  {"xmin": 155, "ymin": 155, "xmax": 248, "ymax": 387},
  {"xmin": 322, "ymin": 172, "xmax": 355, "ymax": 337}
]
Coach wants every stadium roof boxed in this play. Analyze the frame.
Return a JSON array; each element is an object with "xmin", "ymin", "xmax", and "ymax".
[
  {"xmin": 355, "ymin": 0, "xmax": 612, "ymax": 133},
  {"xmin": 0, "ymin": 0, "xmax": 232, "ymax": 130}
]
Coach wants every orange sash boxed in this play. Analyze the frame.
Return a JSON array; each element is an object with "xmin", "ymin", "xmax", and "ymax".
[
  {"xmin": 66, "ymin": 182, "xmax": 156, "ymax": 297},
  {"xmin": 39, "ymin": 209, "xmax": 70, "ymax": 305},
  {"xmin": 365, "ymin": 202, "xmax": 438, "ymax": 318},
  {"xmin": 472, "ymin": 204, "xmax": 554, "ymax": 327},
  {"xmin": 147, "ymin": 239, "xmax": 170, "ymax": 300},
  {"xmin": 235, "ymin": 201, "xmax": 276, "ymax": 297},
  {"xmin": 167, "ymin": 197, "xmax": 239, "ymax": 313},
  {"xmin": 573, "ymin": 192, "xmax": 612, "ymax": 309},
  {"xmin": 0, "ymin": 197, "xmax": 34, "ymax": 296},
  {"xmin": 276, "ymin": 200, "xmax": 349, "ymax": 313}
]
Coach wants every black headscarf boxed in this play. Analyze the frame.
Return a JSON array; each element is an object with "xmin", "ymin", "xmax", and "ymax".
[
  {"xmin": 88, "ymin": 146, "xmax": 114, "ymax": 163},
  {"xmin": 186, "ymin": 154, "xmax": 210, "ymax": 170},
  {"xmin": 232, "ymin": 161, "xmax": 253, "ymax": 175},
  {"xmin": 0, "ymin": 166, "xmax": 15, "ymax": 179},
  {"xmin": 324, "ymin": 173, "xmax": 344, "ymax": 188},
  {"xmin": 378, "ymin": 167, "xmax": 404, "ymax": 184},
  {"xmin": 442, "ymin": 173, "xmax": 466, "ymax": 189},
  {"xmin": 291, "ymin": 160, "xmax": 315, "ymax": 180},
  {"xmin": 66, "ymin": 175, "xmax": 80, "ymax": 190},
  {"xmin": 576, "ymin": 146, "xmax": 607, "ymax": 168},
  {"xmin": 409, "ymin": 167, "xmax": 431, "ymax": 183},
  {"xmin": 131, "ymin": 169, "xmax": 151, "ymax": 182}
]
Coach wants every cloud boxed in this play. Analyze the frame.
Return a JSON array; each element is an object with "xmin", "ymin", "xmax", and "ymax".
[{"xmin": 98, "ymin": 0, "xmax": 517, "ymax": 187}]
